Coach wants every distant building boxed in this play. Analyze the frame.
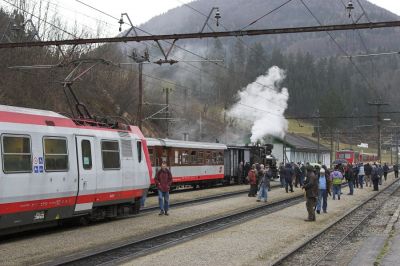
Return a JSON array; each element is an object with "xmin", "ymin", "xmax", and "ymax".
[{"xmin": 267, "ymin": 133, "xmax": 331, "ymax": 167}]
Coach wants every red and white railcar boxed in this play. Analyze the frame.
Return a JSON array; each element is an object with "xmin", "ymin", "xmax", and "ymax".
[
  {"xmin": 336, "ymin": 149, "xmax": 378, "ymax": 164},
  {"xmin": 0, "ymin": 105, "xmax": 151, "ymax": 233},
  {"xmin": 146, "ymin": 138, "xmax": 227, "ymax": 188}
]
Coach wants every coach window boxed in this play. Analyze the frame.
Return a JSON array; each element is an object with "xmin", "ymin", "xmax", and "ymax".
[
  {"xmin": 81, "ymin": 140, "xmax": 92, "ymax": 170},
  {"xmin": 217, "ymin": 152, "xmax": 224, "ymax": 164},
  {"xmin": 137, "ymin": 141, "xmax": 142, "ymax": 163},
  {"xmin": 44, "ymin": 137, "xmax": 68, "ymax": 171},
  {"xmin": 149, "ymin": 148, "xmax": 154, "ymax": 165},
  {"xmin": 197, "ymin": 151, "xmax": 204, "ymax": 164},
  {"xmin": 101, "ymin": 140, "xmax": 120, "ymax": 169},
  {"xmin": 2, "ymin": 135, "xmax": 32, "ymax": 173},
  {"xmin": 190, "ymin": 151, "xmax": 197, "ymax": 164},
  {"xmin": 205, "ymin": 151, "xmax": 211, "ymax": 165},
  {"xmin": 182, "ymin": 150, "xmax": 189, "ymax": 165}
]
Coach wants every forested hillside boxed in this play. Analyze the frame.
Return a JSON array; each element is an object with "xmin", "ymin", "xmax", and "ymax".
[{"xmin": 1, "ymin": 0, "xmax": 400, "ymax": 143}]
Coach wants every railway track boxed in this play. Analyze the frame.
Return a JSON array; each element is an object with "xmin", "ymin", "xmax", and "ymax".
[
  {"xmin": 272, "ymin": 179, "xmax": 400, "ymax": 266},
  {"xmin": 141, "ymin": 183, "xmax": 281, "ymax": 213},
  {"xmin": 45, "ymin": 193, "xmax": 305, "ymax": 266}
]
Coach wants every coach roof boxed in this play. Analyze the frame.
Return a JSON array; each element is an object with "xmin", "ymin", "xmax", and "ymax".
[{"xmin": 146, "ymin": 138, "xmax": 227, "ymax": 150}]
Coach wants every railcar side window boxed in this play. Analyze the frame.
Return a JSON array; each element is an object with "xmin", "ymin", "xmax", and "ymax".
[
  {"xmin": 137, "ymin": 141, "xmax": 142, "ymax": 163},
  {"xmin": 182, "ymin": 150, "xmax": 189, "ymax": 165},
  {"xmin": 44, "ymin": 138, "xmax": 68, "ymax": 171},
  {"xmin": 101, "ymin": 140, "xmax": 120, "ymax": 169},
  {"xmin": 81, "ymin": 140, "xmax": 92, "ymax": 170},
  {"xmin": 2, "ymin": 135, "xmax": 32, "ymax": 173}
]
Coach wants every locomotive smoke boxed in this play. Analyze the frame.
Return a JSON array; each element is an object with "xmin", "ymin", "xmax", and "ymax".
[{"xmin": 228, "ymin": 66, "xmax": 289, "ymax": 142}]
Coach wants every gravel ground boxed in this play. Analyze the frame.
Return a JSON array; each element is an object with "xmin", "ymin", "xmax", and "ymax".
[
  {"xmin": 145, "ymin": 183, "xmax": 259, "ymax": 208},
  {"xmin": 0, "ymin": 182, "xmax": 293, "ymax": 265},
  {"xmin": 329, "ymin": 179, "xmax": 400, "ymax": 265},
  {"xmin": 122, "ymin": 177, "xmax": 397, "ymax": 266}
]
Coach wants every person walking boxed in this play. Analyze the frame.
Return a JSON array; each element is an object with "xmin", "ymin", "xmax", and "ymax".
[
  {"xmin": 316, "ymin": 168, "xmax": 331, "ymax": 214},
  {"xmin": 377, "ymin": 164, "xmax": 383, "ymax": 185},
  {"xmin": 300, "ymin": 163, "xmax": 306, "ymax": 187},
  {"xmin": 345, "ymin": 164, "xmax": 355, "ymax": 195},
  {"xmin": 257, "ymin": 165, "xmax": 271, "ymax": 202},
  {"xmin": 247, "ymin": 164, "xmax": 257, "ymax": 197},
  {"xmin": 353, "ymin": 163, "xmax": 359, "ymax": 188},
  {"xmin": 279, "ymin": 162, "xmax": 285, "ymax": 188},
  {"xmin": 303, "ymin": 165, "xmax": 318, "ymax": 221},
  {"xmin": 383, "ymin": 163, "xmax": 389, "ymax": 182},
  {"xmin": 364, "ymin": 163, "xmax": 372, "ymax": 187},
  {"xmin": 330, "ymin": 165, "xmax": 344, "ymax": 200},
  {"xmin": 358, "ymin": 163, "xmax": 365, "ymax": 189},
  {"xmin": 294, "ymin": 163, "xmax": 301, "ymax": 188},
  {"xmin": 394, "ymin": 164, "xmax": 399, "ymax": 178},
  {"xmin": 282, "ymin": 163, "xmax": 294, "ymax": 193},
  {"xmin": 155, "ymin": 161, "xmax": 173, "ymax": 216},
  {"xmin": 372, "ymin": 164, "xmax": 380, "ymax": 191}
]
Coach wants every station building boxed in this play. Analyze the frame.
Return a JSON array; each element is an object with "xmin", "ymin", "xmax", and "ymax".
[{"xmin": 269, "ymin": 133, "xmax": 331, "ymax": 167}]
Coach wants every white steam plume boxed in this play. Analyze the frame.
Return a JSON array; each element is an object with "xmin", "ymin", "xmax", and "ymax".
[{"xmin": 228, "ymin": 66, "xmax": 289, "ymax": 142}]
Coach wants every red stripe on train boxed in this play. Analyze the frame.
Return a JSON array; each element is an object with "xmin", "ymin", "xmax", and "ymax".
[
  {"xmin": 0, "ymin": 189, "xmax": 144, "ymax": 215},
  {"xmin": 172, "ymin": 173, "xmax": 224, "ymax": 183}
]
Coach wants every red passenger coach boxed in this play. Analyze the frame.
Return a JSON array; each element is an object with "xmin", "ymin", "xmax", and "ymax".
[
  {"xmin": 336, "ymin": 149, "xmax": 378, "ymax": 164},
  {"xmin": 0, "ymin": 105, "xmax": 151, "ymax": 234},
  {"xmin": 146, "ymin": 138, "xmax": 227, "ymax": 189}
]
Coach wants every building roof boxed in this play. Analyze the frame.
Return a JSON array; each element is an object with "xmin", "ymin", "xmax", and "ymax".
[{"xmin": 276, "ymin": 133, "xmax": 330, "ymax": 152}]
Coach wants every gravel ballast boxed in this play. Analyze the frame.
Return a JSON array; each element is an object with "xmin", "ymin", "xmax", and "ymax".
[
  {"xmin": 122, "ymin": 176, "xmax": 397, "ymax": 266},
  {"xmin": 0, "ymin": 182, "xmax": 295, "ymax": 265}
]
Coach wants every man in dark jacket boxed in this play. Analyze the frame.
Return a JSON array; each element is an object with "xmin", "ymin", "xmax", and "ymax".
[
  {"xmin": 345, "ymin": 164, "xmax": 354, "ymax": 195},
  {"xmin": 155, "ymin": 161, "xmax": 173, "ymax": 215},
  {"xmin": 364, "ymin": 163, "xmax": 372, "ymax": 187},
  {"xmin": 303, "ymin": 166, "xmax": 318, "ymax": 221},
  {"xmin": 372, "ymin": 164, "xmax": 380, "ymax": 191},
  {"xmin": 383, "ymin": 163, "xmax": 389, "ymax": 181},
  {"xmin": 393, "ymin": 164, "xmax": 399, "ymax": 178},
  {"xmin": 282, "ymin": 163, "xmax": 294, "ymax": 193}
]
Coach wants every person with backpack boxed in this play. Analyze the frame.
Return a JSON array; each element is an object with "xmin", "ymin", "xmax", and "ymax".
[{"xmin": 330, "ymin": 165, "xmax": 344, "ymax": 200}]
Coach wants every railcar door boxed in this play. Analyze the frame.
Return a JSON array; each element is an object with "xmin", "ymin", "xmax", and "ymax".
[{"xmin": 74, "ymin": 136, "xmax": 97, "ymax": 213}]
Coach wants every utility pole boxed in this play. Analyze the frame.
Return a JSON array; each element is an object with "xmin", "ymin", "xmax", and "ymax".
[
  {"xmin": 129, "ymin": 49, "xmax": 149, "ymax": 130},
  {"xmin": 368, "ymin": 100, "xmax": 389, "ymax": 163},
  {"xmin": 330, "ymin": 128, "xmax": 334, "ymax": 166},
  {"xmin": 163, "ymin": 87, "xmax": 173, "ymax": 138}
]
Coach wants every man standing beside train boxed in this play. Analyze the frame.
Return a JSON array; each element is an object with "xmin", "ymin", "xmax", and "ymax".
[{"xmin": 155, "ymin": 161, "xmax": 173, "ymax": 216}]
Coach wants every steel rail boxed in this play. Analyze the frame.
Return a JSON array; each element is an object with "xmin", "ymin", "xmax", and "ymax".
[
  {"xmin": 46, "ymin": 194, "xmax": 305, "ymax": 266},
  {"xmin": 1, "ymin": 20, "xmax": 400, "ymax": 48},
  {"xmin": 272, "ymin": 179, "xmax": 400, "ymax": 266}
]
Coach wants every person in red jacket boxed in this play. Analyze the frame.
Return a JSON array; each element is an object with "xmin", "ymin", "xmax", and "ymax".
[
  {"xmin": 155, "ymin": 161, "xmax": 173, "ymax": 215},
  {"xmin": 248, "ymin": 164, "xmax": 257, "ymax": 197}
]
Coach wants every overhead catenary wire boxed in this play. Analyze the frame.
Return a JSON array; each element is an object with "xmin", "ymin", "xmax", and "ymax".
[
  {"xmin": 240, "ymin": 0, "xmax": 294, "ymax": 30},
  {"xmin": 299, "ymin": 0, "xmax": 374, "ymax": 92}
]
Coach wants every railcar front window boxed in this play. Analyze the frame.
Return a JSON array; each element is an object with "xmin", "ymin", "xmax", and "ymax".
[
  {"xmin": 44, "ymin": 138, "xmax": 68, "ymax": 171},
  {"xmin": 101, "ymin": 140, "xmax": 120, "ymax": 169},
  {"xmin": 2, "ymin": 135, "xmax": 32, "ymax": 173}
]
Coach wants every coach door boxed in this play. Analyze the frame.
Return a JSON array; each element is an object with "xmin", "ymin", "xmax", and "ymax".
[{"xmin": 75, "ymin": 136, "xmax": 97, "ymax": 212}]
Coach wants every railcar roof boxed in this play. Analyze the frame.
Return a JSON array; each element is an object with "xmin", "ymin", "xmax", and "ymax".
[
  {"xmin": 0, "ymin": 104, "xmax": 67, "ymax": 118},
  {"xmin": 146, "ymin": 138, "xmax": 227, "ymax": 150}
]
